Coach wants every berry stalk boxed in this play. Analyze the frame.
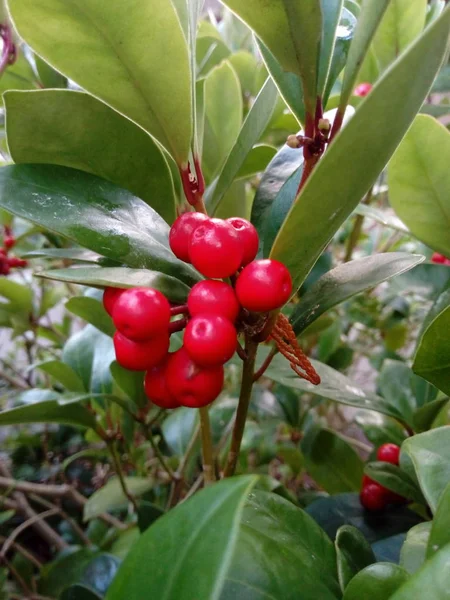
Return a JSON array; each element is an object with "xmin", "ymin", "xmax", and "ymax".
[{"xmin": 199, "ymin": 407, "xmax": 215, "ymax": 486}]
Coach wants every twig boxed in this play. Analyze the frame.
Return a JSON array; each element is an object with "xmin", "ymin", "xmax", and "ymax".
[
  {"xmin": 180, "ymin": 474, "xmax": 204, "ymax": 503},
  {"xmin": 199, "ymin": 407, "xmax": 215, "ymax": 485},
  {"xmin": 344, "ymin": 187, "xmax": 374, "ymax": 262},
  {"xmin": 253, "ymin": 346, "xmax": 277, "ymax": 382},
  {"xmin": 147, "ymin": 431, "xmax": 176, "ymax": 480},
  {"xmin": 108, "ymin": 443, "xmax": 138, "ymax": 513},
  {"xmin": 0, "ymin": 508, "xmax": 59, "ymax": 558},
  {"xmin": 2, "ymin": 557, "xmax": 31, "ymax": 597},
  {"xmin": 0, "ymin": 535, "xmax": 42, "ymax": 568},
  {"xmin": 0, "ymin": 368, "xmax": 29, "ymax": 389}
]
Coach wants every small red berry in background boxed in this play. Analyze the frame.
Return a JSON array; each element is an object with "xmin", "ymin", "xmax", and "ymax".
[
  {"xmin": 377, "ymin": 443, "xmax": 400, "ymax": 465},
  {"xmin": 236, "ymin": 259, "xmax": 292, "ymax": 312},
  {"xmin": 169, "ymin": 212, "xmax": 209, "ymax": 262},
  {"xmin": 113, "ymin": 331, "xmax": 169, "ymax": 371},
  {"xmin": 189, "ymin": 218, "xmax": 243, "ymax": 278},
  {"xmin": 226, "ymin": 217, "xmax": 259, "ymax": 266},
  {"xmin": 113, "ymin": 288, "xmax": 171, "ymax": 341},
  {"xmin": 184, "ymin": 314, "xmax": 237, "ymax": 367},
  {"xmin": 166, "ymin": 347, "xmax": 224, "ymax": 408},
  {"xmin": 144, "ymin": 362, "xmax": 180, "ymax": 409},
  {"xmin": 431, "ymin": 252, "xmax": 450, "ymax": 265},
  {"xmin": 354, "ymin": 82, "xmax": 373, "ymax": 97},
  {"xmin": 3, "ymin": 235, "xmax": 16, "ymax": 250},
  {"xmin": 188, "ymin": 280, "xmax": 240, "ymax": 322},
  {"xmin": 360, "ymin": 482, "xmax": 388, "ymax": 511},
  {"xmin": 103, "ymin": 287, "xmax": 125, "ymax": 317}
]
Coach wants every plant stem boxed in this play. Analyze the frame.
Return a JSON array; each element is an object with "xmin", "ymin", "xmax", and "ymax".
[
  {"xmin": 199, "ymin": 407, "xmax": 215, "ymax": 485},
  {"xmin": 108, "ymin": 442, "xmax": 138, "ymax": 513},
  {"xmin": 344, "ymin": 187, "xmax": 373, "ymax": 262},
  {"xmin": 253, "ymin": 345, "xmax": 277, "ymax": 382},
  {"xmin": 147, "ymin": 430, "xmax": 176, "ymax": 480},
  {"xmin": 223, "ymin": 336, "xmax": 258, "ymax": 477}
]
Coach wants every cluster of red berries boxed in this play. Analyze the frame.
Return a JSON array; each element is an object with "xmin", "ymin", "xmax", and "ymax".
[
  {"xmin": 431, "ymin": 252, "xmax": 450, "ymax": 266},
  {"xmin": 103, "ymin": 213, "xmax": 293, "ymax": 410},
  {"xmin": 0, "ymin": 227, "xmax": 27, "ymax": 275},
  {"xmin": 360, "ymin": 443, "xmax": 407, "ymax": 511}
]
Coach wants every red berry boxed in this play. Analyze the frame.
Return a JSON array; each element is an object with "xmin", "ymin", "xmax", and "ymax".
[
  {"xmin": 431, "ymin": 252, "xmax": 450, "ymax": 265},
  {"xmin": 362, "ymin": 475, "xmax": 375, "ymax": 487},
  {"xmin": 188, "ymin": 280, "xmax": 240, "ymax": 322},
  {"xmin": 166, "ymin": 347, "xmax": 224, "ymax": 408},
  {"xmin": 7, "ymin": 257, "xmax": 27, "ymax": 268},
  {"xmin": 226, "ymin": 217, "xmax": 259, "ymax": 266},
  {"xmin": 184, "ymin": 314, "xmax": 237, "ymax": 367},
  {"xmin": 236, "ymin": 259, "xmax": 292, "ymax": 312},
  {"xmin": 113, "ymin": 331, "xmax": 169, "ymax": 371},
  {"xmin": 3, "ymin": 235, "xmax": 15, "ymax": 250},
  {"xmin": 377, "ymin": 443, "xmax": 400, "ymax": 465},
  {"xmin": 360, "ymin": 482, "xmax": 388, "ymax": 511},
  {"xmin": 144, "ymin": 362, "xmax": 180, "ymax": 409},
  {"xmin": 384, "ymin": 490, "xmax": 408, "ymax": 505},
  {"xmin": 113, "ymin": 287, "xmax": 170, "ymax": 341},
  {"xmin": 189, "ymin": 218, "xmax": 243, "ymax": 278},
  {"xmin": 103, "ymin": 287, "xmax": 125, "ymax": 317},
  {"xmin": 169, "ymin": 212, "xmax": 210, "ymax": 263},
  {"xmin": 354, "ymin": 82, "xmax": 372, "ymax": 97}
]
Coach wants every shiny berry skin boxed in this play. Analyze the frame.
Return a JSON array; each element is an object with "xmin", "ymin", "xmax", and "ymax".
[
  {"xmin": 189, "ymin": 218, "xmax": 243, "ymax": 278},
  {"xmin": 169, "ymin": 212, "xmax": 210, "ymax": 262},
  {"xmin": 226, "ymin": 217, "xmax": 259, "ymax": 266},
  {"xmin": 166, "ymin": 347, "xmax": 224, "ymax": 408},
  {"xmin": 431, "ymin": 252, "xmax": 450, "ymax": 265},
  {"xmin": 236, "ymin": 259, "xmax": 292, "ymax": 312},
  {"xmin": 113, "ymin": 331, "xmax": 169, "ymax": 371},
  {"xmin": 360, "ymin": 482, "xmax": 388, "ymax": 511},
  {"xmin": 188, "ymin": 280, "xmax": 240, "ymax": 322},
  {"xmin": 362, "ymin": 475, "xmax": 375, "ymax": 487},
  {"xmin": 3, "ymin": 235, "xmax": 15, "ymax": 250},
  {"xmin": 7, "ymin": 257, "xmax": 28, "ymax": 268},
  {"xmin": 103, "ymin": 287, "xmax": 125, "ymax": 317},
  {"xmin": 184, "ymin": 314, "xmax": 237, "ymax": 367},
  {"xmin": 377, "ymin": 443, "xmax": 400, "ymax": 465},
  {"xmin": 144, "ymin": 362, "xmax": 180, "ymax": 409},
  {"xmin": 113, "ymin": 287, "xmax": 170, "ymax": 341},
  {"xmin": 354, "ymin": 82, "xmax": 372, "ymax": 97}
]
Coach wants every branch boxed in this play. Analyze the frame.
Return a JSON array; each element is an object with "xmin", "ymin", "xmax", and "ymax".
[
  {"xmin": 0, "ymin": 508, "xmax": 60, "ymax": 558},
  {"xmin": 199, "ymin": 407, "xmax": 215, "ymax": 485}
]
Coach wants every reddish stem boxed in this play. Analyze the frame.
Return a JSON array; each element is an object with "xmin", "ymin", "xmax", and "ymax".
[
  {"xmin": 169, "ymin": 317, "xmax": 188, "ymax": 334},
  {"xmin": 329, "ymin": 109, "xmax": 344, "ymax": 144},
  {"xmin": 253, "ymin": 346, "xmax": 277, "ymax": 382},
  {"xmin": 170, "ymin": 304, "xmax": 188, "ymax": 316}
]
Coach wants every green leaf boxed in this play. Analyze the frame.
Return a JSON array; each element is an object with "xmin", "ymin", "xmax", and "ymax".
[
  {"xmin": 413, "ymin": 398, "xmax": 449, "ymax": 433},
  {"xmin": 228, "ymin": 50, "xmax": 259, "ymax": 96},
  {"xmin": 65, "ymin": 297, "xmax": 114, "ymax": 337},
  {"xmin": 388, "ymin": 115, "xmax": 450, "ymax": 257},
  {"xmin": 235, "ymin": 145, "xmax": 277, "ymax": 180},
  {"xmin": 202, "ymin": 61, "xmax": 242, "ymax": 182},
  {"xmin": 161, "ymin": 407, "xmax": 198, "ymax": 456},
  {"xmin": 335, "ymin": 524, "xmax": 376, "ymax": 591},
  {"xmin": 34, "ymin": 55, "xmax": 66, "ymax": 88},
  {"xmin": 8, "ymin": 0, "xmax": 192, "ymax": 164},
  {"xmin": 306, "ymin": 492, "xmax": 422, "ymax": 544},
  {"xmin": 270, "ymin": 8, "xmax": 450, "ymax": 292},
  {"xmin": 338, "ymin": 0, "xmax": 391, "ymax": 112},
  {"xmin": 401, "ymin": 426, "xmax": 450, "ymax": 513},
  {"xmin": 389, "ymin": 543, "xmax": 450, "ymax": 600},
  {"xmin": 0, "ymin": 390, "xmax": 96, "ymax": 429},
  {"xmin": 413, "ymin": 287, "xmax": 450, "ymax": 395},
  {"xmin": 39, "ymin": 548, "xmax": 100, "ymax": 597},
  {"xmin": 427, "ymin": 482, "xmax": 450, "ymax": 559},
  {"xmin": 206, "ymin": 77, "xmax": 278, "ymax": 213},
  {"xmin": 355, "ymin": 411, "xmax": 407, "ymax": 447},
  {"xmin": 61, "ymin": 585, "xmax": 102, "ymax": 600},
  {"xmin": 0, "ymin": 510, "xmax": 15, "ymax": 526},
  {"xmin": 84, "ymin": 477, "xmax": 153, "ymax": 522},
  {"xmin": 220, "ymin": 0, "xmax": 322, "ymax": 117},
  {"xmin": 22, "ymin": 247, "xmax": 103, "ymax": 263},
  {"xmin": 318, "ymin": 0, "xmax": 344, "ymax": 96},
  {"xmin": 110, "ymin": 362, "xmax": 146, "ymax": 409},
  {"xmin": 400, "ymin": 522, "xmax": 431, "ymax": 574},
  {"xmin": 5, "ymin": 90, "xmax": 176, "ymax": 223},
  {"xmin": 373, "ymin": 0, "xmax": 427, "ymax": 72},
  {"xmin": 0, "ymin": 165, "xmax": 200, "ymax": 286},
  {"xmin": 291, "ymin": 253, "xmax": 424, "ymax": 336},
  {"xmin": 107, "ymin": 482, "xmax": 341, "ymax": 600},
  {"xmin": 354, "ymin": 204, "xmax": 410, "ymax": 235},
  {"xmin": 364, "ymin": 461, "xmax": 425, "ymax": 504},
  {"xmin": 302, "ymin": 427, "xmax": 364, "ymax": 494},
  {"xmin": 36, "ymin": 360, "xmax": 86, "ymax": 392},
  {"xmin": 0, "ymin": 278, "xmax": 33, "ymax": 313},
  {"xmin": 343, "ymin": 563, "xmax": 410, "ymax": 600}
]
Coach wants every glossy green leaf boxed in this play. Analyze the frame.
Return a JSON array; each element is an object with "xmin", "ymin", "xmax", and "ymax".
[
  {"xmin": 5, "ymin": 90, "xmax": 176, "ymax": 223},
  {"xmin": 61, "ymin": 585, "xmax": 102, "ymax": 600},
  {"xmin": 401, "ymin": 426, "xmax": 450, "ymax": 513},
  {"xmin": 270, "ymin": 8, "xmax": 450, "ymax": 292},
  {"xmin": 0, "ymin": 390, "xmax": 96, "ymax": 429},
  {"xmin": 84, "ymin": 477, "xmax": 153, "ymax": 522},
  {"xmin": 400, "ymin": 522, "xmax": 431, "ymax": 574},
  {"xmin": 161, "ymin": 407, "xmax": 198, "ymax": 456},
  {"xmin": 318, "ymin": 0, "xmax": 344, "ymax": 96},
  {"xmin": 197, "ymin": 35, "xmax": 231, "ymax": 77},
  {"xmin": 388, "ymin": 115, "xmax": 450, "ymax": 257},
  {"xmin": 389, "ymin": 263, "xmax": 450, "ymax": 301},
  {"xmin": 355, "ymin": 411, "xmax": 407, "ymax": 447},
  {"xmin": 235, "ymin": 145, "xmax": 277, "ymax": 180},
  {"xmin": 65, "ymin": 296, "xmax": 115, "ymax": 337},
  {"xmin": 206, "ymin": 77, "xmax": 278, "ymax": 213},
  {"xmin": 39, "ymin": 548, "xmax": 100, "ymax": 597},
  {"xmin": 291, "ymin": 253, "xmax": 424, "ymax": 336},
  {"xmin": 202, "ymin": 61, "xmax": 242, "ymax": 182},
  {"xmin": 302, "ymin": 427, "xmax": 364, "ymax": 494},
  {"xmin": 8, "ymin": 0, "xmax": 192, "ymax": 164},
  {"xmin": 22, "ymin": 247, "xmax": 103, "ymax": 263},
  {"xmin": 335, "ymin": 525, "xmax": 376, "ymax": 591},
  {"xmin": 354, "ymin": 204, "xmax": 410, "ymax": 235},
  {"xmin": 0, "ymin": 165, "xmax": 200, "ymax": 286},
  {"xmin": 427, "ymin": 482, "xmax": 450, "ymax": 559},
  {"xmin": 339, "ymin": 0, "xmax": 391, "ymax": 112},
  {"xmin": 110, "ymin": 362, "xmax": 146, "ymax": 409},
  {"xmin": 228, "ymin": 50, "xmax": 259, "ymax": 96},
  {"xmin": 37, "ymin": 360, "xmax": 86, "ymax": 392},
  {"xmin": 364, "ymin": 461, "xmax": 425, "ymax": 504},
  {"xmin": 257, "ymin": 39, "xmax": 305, "ymax": 124},
  {"xmin": 413, "ymin": 398, "xmax": 449, "ymax": 433},
  {"xmin": 413, "ymin": 287, "xmax": 450, "ymax": 395},
  {"xmin": 373, "ymin": 0, "xmax": 427, "ymax": 71},
  {"xmin": 306, "ymin": 492, "xmax": 422, "ymax": 544},
  {"xmin": 389, "ymin": 543, "xmax": 450, "ymax": 600},
  {"xmin": 343, "ymin": 563, "xmax": 410, "ymax": 600},
  {"xmin": 0, "ymin": 278, "xmax": 33, "ymax": 313},
  {"xmin": 220, "ymin": 0, "xmax": 322, "ymax": 116},
  {"xmin": 34, "ymin": 55, "xmax": 66, "ymax": 88}
]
